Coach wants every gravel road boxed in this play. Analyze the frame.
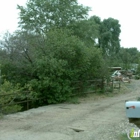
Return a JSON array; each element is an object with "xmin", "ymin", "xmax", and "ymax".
[{"xmin": 0, "ymin": 80, "xmax": 140, "ymax": 140}]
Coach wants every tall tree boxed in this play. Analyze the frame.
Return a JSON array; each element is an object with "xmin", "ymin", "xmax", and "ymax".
[
  {"xmin": 17, "ymin": 0, "xmax": 90, "ymax": 34},
  {"xmin": 100, "ymin": 18, "xmax": 121, "ymax": 56},
  {"xmin": 90, "ymin": 17, "xmax": 121, "ymax": 56},
  {"xmin": 125, "ymin": 47, "xmax": 139, "ymax": 63},
  {"xmin": 68, "ymin": 18, "xmax": 99, "ymax": 47},
  {"xmin": 117, "ymin": 47, "xmax": 139, "ymax": 69}
]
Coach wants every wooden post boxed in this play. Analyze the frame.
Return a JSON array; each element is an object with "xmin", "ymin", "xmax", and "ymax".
[
  {"xmin": 26, "ymin": 92, "xmax": 29, "ymax": 110},
  {"xmin": 111, "ymin": 80, "xmax": 114, "ymax": 92},
  {"xmin": 119, "ymin": 80, "xmax": 121, "ymax": 90},
  {"xmin": 0, "ymin": 105, "xmax": 2, "ymax": 115},
  {"xmin": 100, "ymin": 77, "xmax": 105, "ymax": 93}
]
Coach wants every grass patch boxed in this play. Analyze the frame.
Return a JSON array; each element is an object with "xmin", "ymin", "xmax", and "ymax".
[
  {"xmin": 66, "ymin": 96, "xmax": 80, "ymax": 104},
  {"xmin": 0, "ymin": 113, "xmax": 3, "ymax": 119},
  {"xmin": 118, "ymin": 133, "xmax": 140, "ymax": 140}
]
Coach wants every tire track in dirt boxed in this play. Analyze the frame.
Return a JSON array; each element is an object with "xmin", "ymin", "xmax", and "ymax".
[{"xmin": 0, "ymin": 80, "xmax": 140, "ymax": 140}]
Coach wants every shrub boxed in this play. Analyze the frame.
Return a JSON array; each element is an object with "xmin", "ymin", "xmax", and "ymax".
[
  {"xmin": 29, "ymin": 57, "xmax": 76, "ymax": 104},
  {"xmin": 0, "ymin": 80, "xmax": 23, "ymax": 114}
]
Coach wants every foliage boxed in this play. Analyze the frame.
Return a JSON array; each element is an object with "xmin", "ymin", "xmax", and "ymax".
[
  {"xmin": 137, "ymin": 75, "xmax": 140, "ymax": 80},
  {"xmin": 104, "ymin": 47, "xmax": 140, "ymax": 70},
  {"xmin": 101, "ymin": 18, "xmax": 121, "ymax": 56},
  {"xmin": 17, "ymin": 0, "xmax": 90, "ymax": 33},
  {"xmin": 29, "ymin": 57, "xmax": 73, "ymax": 104},
  {"xmin": 0, "ymin": 0, "xmax": 138, "ymax": 110},
  {"xmin": 125, "ymin": 47, "xmax": 139, "ymax": 63},
  {"xmin": 118, "ymin": 133, "xmax": 140, "ymax": 140},
  {"xmin": 68, "ymin": 18, "xmax": 99, "ymax": 47},
  {"xmin": 26, "ymin": 28, "xmax": 105, "ymax": 104},
  {"xmin": 0, "ymin": 32, "xmax": 34, "ymax": 85},
  {"xmin": 66, "ymin": 96, "xmax": 80, "ymax": 104},
  {"xmin": 117, "ymin": 47, "xmax": 139, "ymax": 70},
  {"xmin": 136, "ymin": 60, "xmax": 140, "ymax": 75},
  {"xmin": 0, "ymin": 80, "xmax": 23, "ymax": 114},
  {"xmin": 92, "ymin": 17, "xmax": 121, "ymax": 56}
]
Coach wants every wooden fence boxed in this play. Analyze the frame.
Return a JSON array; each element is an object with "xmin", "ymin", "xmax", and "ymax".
[
  {"xmin": 0, "ymin": 92, "xmax": 46, "ymax": 114},
  {"xmin": 0, "ymin": 79, "xmax": 121, "ymax": 114},
  {"xmin": 73, "ymin": 78, "xmax": 121, "ymax": 94}
]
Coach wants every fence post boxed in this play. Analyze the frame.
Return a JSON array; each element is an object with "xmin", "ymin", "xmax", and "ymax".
[
  {"xmin": 0, "ymin": 69, "xmax": 1, "ymax": 86},
  {"xmin": 101, "ymin": 77, "xmax": 104, "ymax": 92},
  {"xmin": 111, "ymin": 79, "xmax": 114, "ymax": 92},
  {"xmin": 26, "ymin": 92, "xmax": 29, "ymax": 110},
  {"xmin": 119, "ymin": 80, "xmax": 121, "ymax": 90},
  {"xmin": 0, "ymin": 105, "xmax": 2, "ymax": 115}
]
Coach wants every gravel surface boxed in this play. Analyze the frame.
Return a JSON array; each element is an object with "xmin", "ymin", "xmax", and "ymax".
[{"xmin": 0, "ymin": 80, "xmax": 140, "ymax": 140}]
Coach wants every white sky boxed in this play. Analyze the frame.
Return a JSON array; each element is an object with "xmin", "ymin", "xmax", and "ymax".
[{"xmin": 0, "ymin": 0, "xmax": 140, "ymax": 50}]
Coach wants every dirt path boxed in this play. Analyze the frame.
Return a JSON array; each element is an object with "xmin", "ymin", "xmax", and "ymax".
[{"xmin": 0, "ymin": 80, "xmax": 140, "ymax": 140}]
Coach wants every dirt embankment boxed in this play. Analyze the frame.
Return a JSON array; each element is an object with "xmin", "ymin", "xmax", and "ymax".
[{"xmin": 0, "ymin": 80, "xmax": 140, "ymax": 140}]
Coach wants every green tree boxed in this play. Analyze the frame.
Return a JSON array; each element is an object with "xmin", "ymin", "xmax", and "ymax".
[
  {"xmin": 99, "ymin": 18, "xmax": 121, "ymax": 56},
  {"xmin": 0, "ymin": 80, "xmax": 23, "ymax": 114},
  {"xmin": 118, "ymin": 47, "xmax": 131, "ymax": 69},
  {"xmin": 17, "ymin": 0, "xmax": 90, "ymax": 34},
  {"xmin": 117, "ymin": 47, "xmax": 139, "ymax": 70},
  {"xmin": 125, "ymin": 47, "xmax": 139, "ymax": 63},
  {"xmin": 68, "ymin": 18, "xmax": 99, "ymax": 47},
  {"xmin": 0, "ymin": 28, "xmax": 105, "ymax": 104},
  {"xmin": 0, "ymin": 32, "xmax": 35, "ymax": 85}
]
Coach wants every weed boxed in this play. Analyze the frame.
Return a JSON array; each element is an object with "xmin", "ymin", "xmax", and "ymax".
[{"xmin": 118, "ymin": 133, "xmax": 140, "ymax": 140}]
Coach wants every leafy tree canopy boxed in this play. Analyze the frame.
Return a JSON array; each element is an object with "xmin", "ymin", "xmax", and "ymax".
[
  {"xmin": 90, "ymin": 17, "xmax": 121, "ymax": 56},
  {"xmin": 17, "ymin": 0, "xmax": 90, "ymax": 34}
]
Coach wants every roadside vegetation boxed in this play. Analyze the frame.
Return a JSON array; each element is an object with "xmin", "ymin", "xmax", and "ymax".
[
  {"xmin": 118, "ymin": 133, "xmax": 140, "ymax": 140},
  {"xmin": 0, "ymin": 0, "xmax": 140, "ymax": 114}
]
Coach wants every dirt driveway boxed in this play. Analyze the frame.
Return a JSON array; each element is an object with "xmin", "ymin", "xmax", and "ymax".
[{"xmin": 0, "ymin": 80, "xmax": 140, "ymax": 140}]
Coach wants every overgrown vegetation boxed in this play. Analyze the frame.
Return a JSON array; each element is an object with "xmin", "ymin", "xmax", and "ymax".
[
  {"xmin": 0, "ymin": 0, "xmax": 140, "ymax": 113},
  {"xmin": 0, "ymin": 80, "xmax": 23, "ymax": 114},
  {"xmin": 118, "ymin": 133, "xmax": 140, "ymax": 140}
]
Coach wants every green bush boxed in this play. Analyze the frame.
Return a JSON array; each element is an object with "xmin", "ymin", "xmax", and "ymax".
[
  {"xmin": 0, "ymin": 29, "xmax": 107, "ymax": 106},
  {"xmin": 0, "ymin": 80, "xmax": 23, "ymax": 114},
  {"xmin": 27, "ymin": 29, "xmax": 106, "ymax": 104},
  {"xmin": 29, "ymin": 58, "xmax": 74, "ymax": 104},
  {"xmin": 118, "ymin": 133, "xmax": 140, "ymax": 140},
  {"xmin": 135, "ymin": 75, "xmax": 140, "ymax": 80}
]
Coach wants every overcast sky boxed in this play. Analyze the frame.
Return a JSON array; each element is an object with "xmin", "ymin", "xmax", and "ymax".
[{"xmin": 0, "ymin": 0, "xmax": 140, "ymax": 50}]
